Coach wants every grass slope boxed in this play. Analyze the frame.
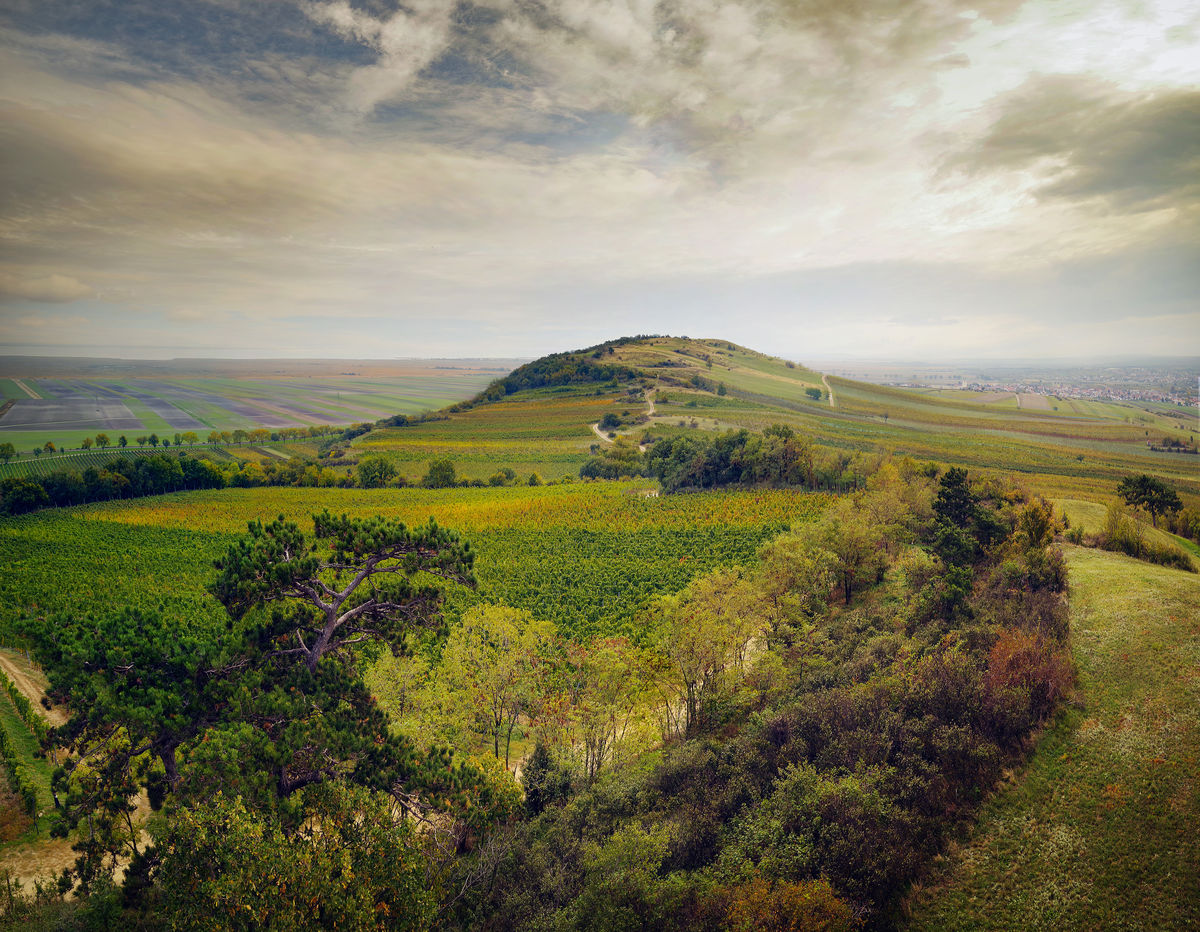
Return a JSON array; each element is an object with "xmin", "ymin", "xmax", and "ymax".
[
  {"xmin": 904, "ymin": 546, "xmax": 1200, "ymax": 930},
  {"xmin": 343, "ymin": 337, "xmax": 1198, "ymax": 506}
]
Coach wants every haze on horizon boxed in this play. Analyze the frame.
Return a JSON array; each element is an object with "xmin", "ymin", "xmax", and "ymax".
[{"xmin": 1, "ymin": 0, "xmax": 1197, "ymax": 362}]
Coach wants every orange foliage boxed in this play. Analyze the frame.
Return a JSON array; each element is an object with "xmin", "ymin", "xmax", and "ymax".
[
  {"xmin": 984, "ymin": 627, "xmax": 1074, "ymax": 730},
  {"xmin": 725, "ymin": 874, "xmax": 860, "ymax": 932}
]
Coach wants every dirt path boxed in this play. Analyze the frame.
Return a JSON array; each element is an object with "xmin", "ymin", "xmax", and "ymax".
[
  {"xmin": 11, "ymin": 379, "xmax": 39, "ymax": 399},
  {"xmin": 821, "ymin": 373, "xmax": 836, "ymax": 408},
  {"xmin": 590, "ymin": 387, "xmax": 656, "ymax": 452},
  {"xmin": 0, "ymin": 651, "xmax": 66, "ymax": 726}
]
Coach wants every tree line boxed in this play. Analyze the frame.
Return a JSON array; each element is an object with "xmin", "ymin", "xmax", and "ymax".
[{"xmin": 582, "ymin": 423, "xmax": 893, "ymax": 494}]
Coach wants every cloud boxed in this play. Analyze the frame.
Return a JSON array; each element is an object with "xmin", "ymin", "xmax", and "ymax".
[
  {"xmin": 0, "ymin": 1, "xmax": 1197, "ymax": 358},
  {"xmin": 304, "ymin": 0, "xmax": 457, "ymax": 113},
  {"xmin": 951, "ymin": 76, "xmax": 1200, "ymax": 214},
  {"xmin": 0, "ymin": 272, "xmax": 93, "ymax": 303}
]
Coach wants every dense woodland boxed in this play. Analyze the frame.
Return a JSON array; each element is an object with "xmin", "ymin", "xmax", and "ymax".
[{"xmin": 2, "ymin": 448, "xmax": 1079, "ymax": 930}]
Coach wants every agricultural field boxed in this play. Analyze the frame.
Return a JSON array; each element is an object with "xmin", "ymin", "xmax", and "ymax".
[
  {"xmin": 332, "ymin": 339, "xmax": 1199, "ymax": 504},
  {"xmin": 2, "ymin": 336, "xmax": 1197, "ymax": 928},
  {"xmin": 0, "ymin": 483, "xmax": 825, "ymax": 646},
  {"xmin": 0, "ymin": 359, "xmax": 512, "ymax": 456}
]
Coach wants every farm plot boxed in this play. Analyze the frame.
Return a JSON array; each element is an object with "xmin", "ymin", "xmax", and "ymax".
[
  {"xmin": 0, "ymin": 372, "xmax": 499, "ymax": 444},
  {"xmin": 97, "ymin": 382, "xmax": 207, "ymax": 430},
  {"xmin": 0, "ymin": 398, "xmax": 139, "ymax": 432}
]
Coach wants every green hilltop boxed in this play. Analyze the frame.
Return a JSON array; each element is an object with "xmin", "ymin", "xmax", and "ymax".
[{"xmin": 354, "ymin": 335, "xmax": 1199, "ymax": 504}]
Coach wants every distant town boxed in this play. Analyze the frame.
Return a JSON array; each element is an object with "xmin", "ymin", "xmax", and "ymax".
[{"xmin": 818, "ymin": 359, "xmax": 1199, "ymax": 408}]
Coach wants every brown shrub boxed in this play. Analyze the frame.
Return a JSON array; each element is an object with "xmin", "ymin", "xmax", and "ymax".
[{"xmin": 726, "ymin": 874, "xmax": 860, "ymax": 932}]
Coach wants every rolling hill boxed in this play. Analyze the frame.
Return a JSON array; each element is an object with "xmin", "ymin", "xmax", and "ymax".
[{"xmin": 347, "ymin": 336, "xmax": 1200, "ymax": 505}]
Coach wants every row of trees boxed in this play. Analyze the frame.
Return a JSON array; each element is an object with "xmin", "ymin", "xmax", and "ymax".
[{"xmin": 0, "ymin": 426, "xmax": 347, "ymax": 464}]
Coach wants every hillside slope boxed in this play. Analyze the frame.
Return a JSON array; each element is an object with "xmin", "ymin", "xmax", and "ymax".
[
  {"xmin": 352, "ymin": 336, "xmax": 1200, "ymax": 502},
  {"xmin": 904, "ymin": 547, "xmax": 1200, "ymax": 930}
]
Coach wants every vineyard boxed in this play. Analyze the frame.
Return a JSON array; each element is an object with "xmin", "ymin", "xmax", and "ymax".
[{"xmin": 0, "ymin": 484, "xmax": 828, "ymax": 644}]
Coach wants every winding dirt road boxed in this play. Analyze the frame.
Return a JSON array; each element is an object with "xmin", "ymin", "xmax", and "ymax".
[
  {"xmin": 590, "ymin": 385, "xmax": 657, "ymax": 452},
  {"xmin": 821, "ymin": 373, "xmax": 836, "ymax": 408}
]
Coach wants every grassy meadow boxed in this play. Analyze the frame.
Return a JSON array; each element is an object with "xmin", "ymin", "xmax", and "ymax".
[{"xmin": 904, "ymin": 546, "xmax": 1200, "ymax": 930}]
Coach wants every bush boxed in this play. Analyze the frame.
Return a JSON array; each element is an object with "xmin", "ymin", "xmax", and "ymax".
[
  {"xmin": 725, "ymin": 875, "xmax": 859, "ymax": 932},
  {"xmin": 984, "ymin": 628, "xmax": 1074, "ymax": 740},
  {"xmin": 422, "ymin": 459, "xmax": 457, "ymax": 488}
]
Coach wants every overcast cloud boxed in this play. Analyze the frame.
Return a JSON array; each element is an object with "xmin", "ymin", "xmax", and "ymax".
[{"xmin": 0, "ymin": 0, "xmax": 1196, "ymax": 359}]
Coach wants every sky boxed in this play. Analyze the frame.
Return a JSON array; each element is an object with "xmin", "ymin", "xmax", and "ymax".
[{"xmin": 1, "ymin": 0, "xmax": 1198, "ymax": 361}]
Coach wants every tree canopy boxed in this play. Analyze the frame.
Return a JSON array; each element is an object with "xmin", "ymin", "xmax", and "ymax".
[
  {"xmin": 27, "ymin": 511, "xmax": 506, "ymax": 902},
  {"xmin": 1117, "ymin": 474, "xmax": 1183, "ymax": 527}
]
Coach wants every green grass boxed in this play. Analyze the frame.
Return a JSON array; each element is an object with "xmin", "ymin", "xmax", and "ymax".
[
  {"xmin": 1057, "ymin": 498, "xmax": 1200, "ymax": 560},
  {"xmin": 0, "ymin": 691, "xmax": 55, "ymax": 819},
  {"xmin": 0, "ymin": 380, "xmax": 31, "ymax": 401},
  {"xmin": 904, "ymin": 546, "xmax": 1200, "ymax": 930}
]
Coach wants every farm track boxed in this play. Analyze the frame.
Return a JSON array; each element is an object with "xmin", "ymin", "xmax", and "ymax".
[
  {"xmin": 591, "ymin": 390, "xmax": 656, "ymax": 451},
  {"xmin": 821, "ymin": 373, "xmax": 836, "ymax": 408},
  {"xmin": 0, "ymin": 650, "xmax": 66, "ymax": 727},
  {"xmin": 11, "ymin": 380, "xmax": 39, "ymax": 400}
]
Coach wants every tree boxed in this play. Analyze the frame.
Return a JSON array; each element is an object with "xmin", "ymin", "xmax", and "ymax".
[
  {"xmin": 81, "ymin": 436, "xmax": 93, "ymax": 450},
  {"xmin": 43, "ymin": 440, "xmax": 56, "ymax": 453},
  {"xmin": 646, "ymin": 567, "xmax": 765, "ymax": 736},
  {"xmin": 31, "ymin": 511, "xmax": 493, "ymax": 898},
  {"xmin": 147, "ymin": 433, "xmax": 159, "ymax": 447},
  {"xmin": 423, "ymin": 458, "xmax": 457, "ymax": 488},
  {"xmin": 1117, "ymin": 474, "xmax": 1182, "ymax": 527},
  {"xmin": 181, "ymin": 431, "xmax": 199, "ymax": 445},
  {"xmin": 933, "ymin": 467, "xmax": 975, "ymax": 528},
  {"xmin": 440, "ymin": 604, "xmax": 555, "ymax": 768},
  {"xmin": 357, "ymin": 455, "xmax": 397, "ymax": 489},
  {"xmin": 802, "ymin": 499, "xmax": 889, "ymax": 604},
  {"xmin": 563, "ymin": 637, "xmax": 646, "ymax": 778},
  {"xmin": 207, "ymin": 431, "xmax": 221, "ymax": 444},
  {"xmin": 211, "ymin": 511, "xmax": 474, "ymax": 672},
  {"xmin": 755, "ymin": 533, "xmax": 836, "ymax": 647},
  {"xmin": 118, "ymin": 435, "xmax": 127, "ymax": 448},
  {"xmin": 805, "ymin": 387, "xmax": 823, "ymax": 401},
  {"xmin": 231, "ymin": 429, "xmax": 247, "ymax": 444},
  {"xmin": 156, "ymin": 785, "xmax": 437, "ymax": 931},
  {"xmin": 95, "ymin": 433, "xmax": 111, "ymax": 449},
  {"xmin": 0, "ymin": 441, "xmax": 14, "ymax": 463}
]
